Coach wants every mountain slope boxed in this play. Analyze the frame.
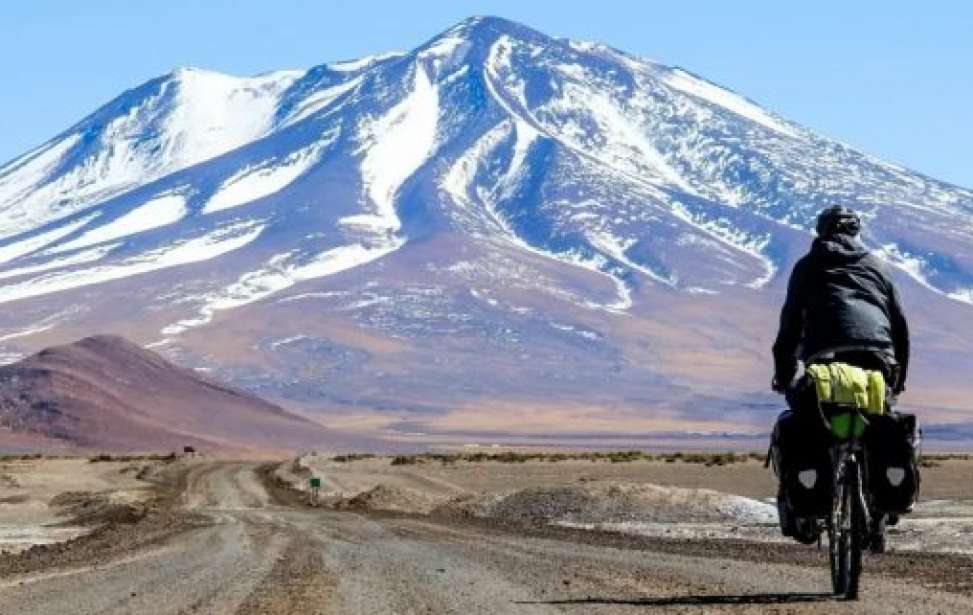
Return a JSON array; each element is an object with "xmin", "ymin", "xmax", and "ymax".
[
  {"xmin": 0, "ymin": 335, "xmax": 336, "ymax": 452},
  {"xmin": 0, "ymin": 16, "xmax": 970, "ymax": 441}
]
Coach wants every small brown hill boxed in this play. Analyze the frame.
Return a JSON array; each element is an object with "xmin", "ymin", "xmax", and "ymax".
[{"xmin": 0, "ymin": 335, "xmax": 335, "ymax": 453}]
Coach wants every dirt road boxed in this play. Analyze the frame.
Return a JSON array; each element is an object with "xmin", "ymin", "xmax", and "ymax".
[{"xmin": 0, "ymin": 461, "xmax": 970, "ymax": 614}]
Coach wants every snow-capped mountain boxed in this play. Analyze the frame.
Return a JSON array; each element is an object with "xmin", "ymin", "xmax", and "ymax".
[{"xmin": 1, "ymin": 16, "xmax": 971, "ymax": 441}]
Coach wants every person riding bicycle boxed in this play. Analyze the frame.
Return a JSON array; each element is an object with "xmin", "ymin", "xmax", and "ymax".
[{"xmin": 771, "ymin": 205, "xmax": 910, "ymax": 545}]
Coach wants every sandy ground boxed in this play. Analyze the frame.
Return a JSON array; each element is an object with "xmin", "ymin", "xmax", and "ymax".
[
  {"xmin": 284, "ymin": 454, "xmax": 973, "ymax": 499},
  {"xmin": 0, "ymin": 457, "xmax": 157, "ymax": 552},
  {"xmin": 0, "ymin": 457, "xmax": 970, "ymax": 613}
]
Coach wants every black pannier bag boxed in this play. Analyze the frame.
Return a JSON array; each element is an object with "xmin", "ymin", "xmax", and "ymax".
[
  {"xmin": 771, "ymin": 410, "xmax": 834, "ymax": 517},
  {"xmin": 864, "ymin": 412, "xmax": 921, "ymax": 514}
]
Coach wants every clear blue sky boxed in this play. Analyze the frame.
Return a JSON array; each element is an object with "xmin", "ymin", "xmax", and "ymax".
[{"xmin": 2, "ymin": 0, "xmax": 970, "ymax": 188}]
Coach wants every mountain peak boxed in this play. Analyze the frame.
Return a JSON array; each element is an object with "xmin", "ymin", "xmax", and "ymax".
[
  {"xmin": 453, "ymin": 15, "xmax": 524, "ymax": 30},
  {"xmin": 162, "ymin": 65, "xmax": 303, "ymax": 87},
  {"xmin": 431, "ymin": 15, "xmax": 549, "ymax": 47},
  {"xmin": 167, "ymin": 65, "xmax": 211, "ymax": 79}
]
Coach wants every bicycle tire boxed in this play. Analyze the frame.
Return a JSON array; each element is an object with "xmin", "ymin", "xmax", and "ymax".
[
  {"xmin": 845, "ymin": 460, "xmax": 865, "ymax": 600},
  {"xmin": 830, "ymin": 461, "xmax": 848, "ymax": 596},
  {"xmin": 831, "ymin": 457, "xmax": 866, "ymax": 599}
]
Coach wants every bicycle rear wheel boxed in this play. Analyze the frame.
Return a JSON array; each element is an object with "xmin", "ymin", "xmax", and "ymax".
[
  {"xmin": 845, "ymin": 460, "xmax": 865, "ymax": 599},
  {"xmin": 830, "ymin": 468, "xmax": 847, "ymax": 596},
  {"xmin": 830, "ymin": 459, "xmax": 865, "ymax": 599}
]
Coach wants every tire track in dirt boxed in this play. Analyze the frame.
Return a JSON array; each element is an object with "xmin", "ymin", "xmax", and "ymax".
[{"xmin": 236, "ymin": 533, "xmax": 340, "ymax": 615}]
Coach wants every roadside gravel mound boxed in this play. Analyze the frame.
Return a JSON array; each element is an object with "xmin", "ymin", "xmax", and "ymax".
[
  {"xmin": 434, "ymin": 482, "xmax": 776, "ymax": 526},
  {"xmin": 49, "ymin": 490, "xmax": 146, "ymax": 525},
  {"xmin": 337, "ymin": 484, "xmax": 445, "ymax": 515}
]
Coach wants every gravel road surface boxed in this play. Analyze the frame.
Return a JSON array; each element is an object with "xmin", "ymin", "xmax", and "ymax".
[{"xmin": 0, "ymin": 461, "xmax": 969, "ymax": 614}]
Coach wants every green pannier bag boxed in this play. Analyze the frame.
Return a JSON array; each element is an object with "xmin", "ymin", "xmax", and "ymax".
[{"xmin": 807, "ymin": 362, "xmax": 886, "ymax": 439}]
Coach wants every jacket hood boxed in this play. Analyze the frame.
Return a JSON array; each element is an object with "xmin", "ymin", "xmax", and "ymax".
[{"xmin": 811, "ymin": 233, "xmax": 869, "ymax": 264}]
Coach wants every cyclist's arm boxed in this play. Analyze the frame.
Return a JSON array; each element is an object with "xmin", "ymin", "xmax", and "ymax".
[
  {"xmin": 888, "ymin": 281, "xmax": 910, "ymax": 394},
  {"xmin": 772, "ymin": 258, "xmax": 808, "ymax": 388}
]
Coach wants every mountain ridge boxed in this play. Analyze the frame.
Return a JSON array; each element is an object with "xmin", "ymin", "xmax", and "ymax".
[
  {"xmin": 0, "ymin": 15, "xmax": 970, "ymax": 442},
  {"xmin": 0, "ymin": 334, "xmax": 343, "ymax": 452}
]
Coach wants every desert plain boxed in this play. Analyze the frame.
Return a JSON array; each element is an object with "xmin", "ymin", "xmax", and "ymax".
[{"xmin": 0, "ymin": 451, "xmax": 970, "ymax": 613}]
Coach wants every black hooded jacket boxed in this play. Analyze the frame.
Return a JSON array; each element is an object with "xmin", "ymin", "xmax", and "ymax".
[{"xmin": 773, "ymin": 234, "xmax": 910, "ymax": 392}]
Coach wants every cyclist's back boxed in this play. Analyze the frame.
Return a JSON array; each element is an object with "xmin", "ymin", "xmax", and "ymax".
[{"xmin": 773, "ymin": 206, "xmax": 909, "ymax": 395}]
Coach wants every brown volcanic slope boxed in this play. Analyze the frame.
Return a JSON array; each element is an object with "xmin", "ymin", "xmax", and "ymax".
[{"xmin": 0, "ymin": 335, "xmax": 337, "ymax": 453}]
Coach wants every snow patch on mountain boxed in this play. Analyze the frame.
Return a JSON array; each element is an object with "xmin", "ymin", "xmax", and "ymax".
[
  {"xmin": 0, "ymin": 244, "xmax": 118, "ymax": 281},
  {"xmin": 947, "ymin": 288, "xmax": 973, "ymax": 305},
  {"xmin": 661, "ymin": 69, "xmax": 800, "ymax": 139},
  {"xmin": 486, "ymin": 36, "xmax": 696, "ymax": 196},
  {"xmin": 868, "ymin": 243, "xmax": 973, "ymax": 306},
  {"xmin": 548, "ymin": 77, "xmax": 694, "ymax": 192},
  {"xmin": 587, "ymin": 231, "xmax": 677, "ymax": 286},
  {"xmin": 0, "ymin": 136, "xmax": 85, "ymax": 239},
  {"xmin": 0, "ymin": 221, "xmax": 264, "ymax": 305},
  {"xmin": 281, "ymin": 77, "xmax": 363, "ymax": 126},
  {"xmin": 444, "ymin": 119, "xmax": 539, "ymax": 230},
  {"xmin": 875, "ymin": 243, "xmax": 937, "ymax": 290},
  {"xmin": 203, "ymin": 134, "xmax": 336, "ymax": 214},
  {"xmin": 52, "ymin": 193, "xmax": 188, "ymax": 253},
  {"xmin": 420, "ymin": 35, "xmax": 467, "ymax": 61},
  {"xmin": 162, "ymin": 240, "xmax": 401, "ymax": 334},
  {"xmin": 0, "ymin": 213, "xmax": 100, "ymax": 265},
  {"xmin": 0, "ymin": 324, "xmax": 55, "ymax": 343},
  {"xmin": 442, "ymin": 122, "xmax": 512, "ymax": 225},
  {"xmin": 669, "ymin": 202, "xmax": 776, "ymax": 287},
  {"xmin": 0, "ymin": 68, "xmax": 299, "ymax": 243},
  {"xmin": 348, "ymin": 63, "xmax": 440, "ymax": 237},
  {"xmin": 162, "ymin": 68, "xmax": 301, "ymax": 168},
  {"xmin": 445, "ymin": 120, "xmax": 640, "ymax": 311},
  {"xmin": 418, "ymin": 32, "xmax": 471, "ymax": 76},
  {"xmin": 503, "ymin": 236, "xmax": 634, "ymax": 313},
  {"xmin": 329, "ymin": 52, "xmax": 405, "ymax": 73}
]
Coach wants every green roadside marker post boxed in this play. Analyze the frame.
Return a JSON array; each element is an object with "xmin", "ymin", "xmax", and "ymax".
[{"xmin": 309, "ymin": 476, "xmax": 322, "ymax": 505}]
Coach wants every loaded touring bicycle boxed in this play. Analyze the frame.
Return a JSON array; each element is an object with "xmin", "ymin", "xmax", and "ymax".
[{"xmin": 771, "ymin": 361, "xmax": 921, "ymax": 600}]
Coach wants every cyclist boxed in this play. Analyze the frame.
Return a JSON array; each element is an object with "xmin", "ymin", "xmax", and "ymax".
[{"xmin": 771, "ymin": 205, "xmax": 910, "ymax": 546}]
